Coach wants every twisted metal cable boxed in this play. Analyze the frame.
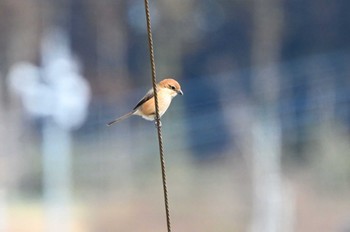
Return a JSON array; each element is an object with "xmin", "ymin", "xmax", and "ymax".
[{"xmin": 143, "ymin": 0, "xmax": 172, "ymax": 231}]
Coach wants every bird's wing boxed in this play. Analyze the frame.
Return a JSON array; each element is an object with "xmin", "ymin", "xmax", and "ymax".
[{"xmin": 133, "ymin": 88, "xmax": 154, "ymax": 110}]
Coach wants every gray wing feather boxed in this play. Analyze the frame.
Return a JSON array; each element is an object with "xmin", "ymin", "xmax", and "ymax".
[{"xmin": 133, "ymin": 88, "xmax": 154, "ymax": 110}]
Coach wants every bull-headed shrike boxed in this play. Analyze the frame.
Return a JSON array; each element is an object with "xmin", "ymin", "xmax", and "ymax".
[{"xmin": 107, "ymin": 78, "xmax": 183, "ymax": 126}]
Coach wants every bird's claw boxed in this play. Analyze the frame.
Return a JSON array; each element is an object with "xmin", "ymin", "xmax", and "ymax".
[{"xmin": 154, "ymin": 120, "xmax": 162, "ymax": 128}]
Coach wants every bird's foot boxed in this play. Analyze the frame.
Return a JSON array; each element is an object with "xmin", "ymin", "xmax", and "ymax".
[{"xmin": 154, "ymin": 120, "xmax": 162, "ymax": 128}]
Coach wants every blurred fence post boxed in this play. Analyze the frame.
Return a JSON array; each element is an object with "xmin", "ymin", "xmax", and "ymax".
[
  {"xmin": 40, "ymin": 28, "xmax": 90, "ymax": 232},
  {"xmin": 250, "ymin": 0, "xmax": 294, "ymax": 232},
  {"xmin": 42, "ymin": 121, "xmax": 72, "ymax": 232},
  {"xmin": 251, "ymin": 107, "xmax": 283, "ymax": 232}
]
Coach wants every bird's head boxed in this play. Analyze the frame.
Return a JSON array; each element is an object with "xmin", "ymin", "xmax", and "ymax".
[{"xmin": 159, "ymin": 78, "xmax": 183, "ymax": 97}]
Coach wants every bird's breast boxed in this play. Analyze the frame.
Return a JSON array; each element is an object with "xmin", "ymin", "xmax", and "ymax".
[{"xmin": 158, "ymin": 93, "xmax": 172, "ymax": 116}]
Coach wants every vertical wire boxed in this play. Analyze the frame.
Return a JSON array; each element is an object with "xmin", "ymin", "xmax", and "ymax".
[{"xmin": 143, "ymin": 0, "xmax": 172, "ymax": 231}]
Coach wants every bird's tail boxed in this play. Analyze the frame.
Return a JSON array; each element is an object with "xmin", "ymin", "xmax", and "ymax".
[{"xmin": 107, "ymin": 111, "xmax": 135, "ymax": 126}]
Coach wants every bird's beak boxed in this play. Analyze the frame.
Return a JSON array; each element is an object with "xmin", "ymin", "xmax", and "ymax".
[{"xmin": 177, "ymin": 89, "xmax": 183, "ymax": 95}]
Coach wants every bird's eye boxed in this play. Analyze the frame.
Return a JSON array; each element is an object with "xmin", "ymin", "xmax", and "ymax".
[{"xmin": 170, "ymin": 85, "xmax": 175, "ymax": 90}]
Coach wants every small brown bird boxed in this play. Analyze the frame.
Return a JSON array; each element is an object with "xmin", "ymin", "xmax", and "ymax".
[{"xmin": 107, "ymin": 78, "xmax": 183, "ymax": 126}]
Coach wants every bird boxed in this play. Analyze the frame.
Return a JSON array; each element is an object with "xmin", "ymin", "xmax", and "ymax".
[{"xmin": 107, "ymin": 78, "xmax": 183, "ymax": 126}]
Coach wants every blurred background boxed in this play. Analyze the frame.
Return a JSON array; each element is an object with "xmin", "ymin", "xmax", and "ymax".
[{"xmin": 0, "ymin": 0, "xmax": 350, "ymax": 231}]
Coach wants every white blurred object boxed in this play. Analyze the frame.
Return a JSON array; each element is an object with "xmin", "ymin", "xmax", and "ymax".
[
  {"xmin": 8, "ymin": 28, "xmax": 90, "ymax": 130},
  {"xmin": 7, "ymin": 62, "xmax": 52, "ymax": 117},
  {"xmin": 41, "ymin": 28, "xmax": 90, "ymax": 130}
]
